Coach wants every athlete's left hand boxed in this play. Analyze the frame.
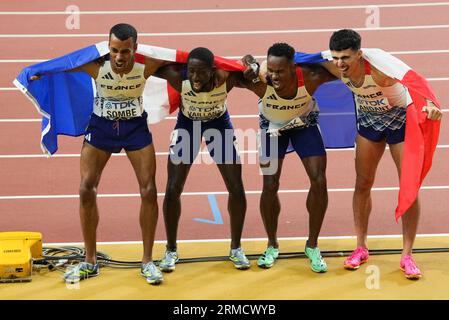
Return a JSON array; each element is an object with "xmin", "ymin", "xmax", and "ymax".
[{"xmin": 422, "ymin": 101, "xmax": 443, "ymax": 120}]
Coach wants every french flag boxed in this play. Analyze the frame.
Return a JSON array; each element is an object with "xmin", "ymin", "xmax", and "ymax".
[
  {"xmin": 15, "ymin": 43, "xmax": 438, "ymax": 220},
  {"xmin": 13, "ymin": 41, "xmax": 245, "ymax": 155},
  {"xmin": 319, "ymin": 49, "xmax": 441, "ymax": 220},
  {"xmin": 14, "ymin": 43, "xmax": 358, "ymax": 157}
]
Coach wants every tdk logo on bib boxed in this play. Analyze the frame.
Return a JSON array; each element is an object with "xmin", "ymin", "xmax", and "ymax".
[
  {"xmin": 104, "ymin": 100, "xmax": 137, "ymax": 110},
  {"xmin": 356, "ymin": 94, "xmax": 390, "ymax": 113}
]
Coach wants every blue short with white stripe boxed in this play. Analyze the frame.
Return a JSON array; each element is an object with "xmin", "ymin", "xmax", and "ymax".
[{"xmin": 84, "ymin": 112, "xmax": 152, "ymax": 153}]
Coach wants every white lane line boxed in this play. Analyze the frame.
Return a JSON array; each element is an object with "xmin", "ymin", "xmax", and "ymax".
[
  {"xmin": 1, "ymin": 185, "xmax": 448, "ymax": 200},
  {"xmin": 1, "ymin": 108, "xmax": 448, "ymax": 123},
  {"xmin": 1, "ymin": 2, "xmax": 449, "ymax": 15},
  {"xmin": 45, "ymin": 233, "xmax": 449, "ymax": 246},
  {"xmin": 2, "ymin": 49, "xmax": 449, "ymax": 63},
  {"xmin": 2, "ymin": 24, "xmax": 449, "ymax": 38},
  {"xmin": 0, "ymin": 150, "xmax": 256, "ymax": 158},
  {"xmin": 1, "ymin": 145, "xmax": 448, "ymax": 159},
  {"xmin": 0, "ymin": 119, "xmax": 41, "ymax": 122},
  {"xmin": 426, "ymin": 77, "xmax": 449, "ymax": 81},
  {"xmin": 2, "ymin": 77, "xmax": 449, "ymax": 91},
  {"xmin": 0, "ymin": 115, "xmax": 258, "ymax": 122},
  {"xmin": 0, "ymin": 59, "xmax": 44, "ymax": 63},
  {"xmin": 389, "ymin": 49, "xmax": 449, "ymax": 55}
]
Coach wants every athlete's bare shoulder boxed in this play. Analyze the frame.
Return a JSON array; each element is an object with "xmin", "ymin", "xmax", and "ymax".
[{"xmin": 214, "ymin": 68, "xmax": 230, "ymax": 88}]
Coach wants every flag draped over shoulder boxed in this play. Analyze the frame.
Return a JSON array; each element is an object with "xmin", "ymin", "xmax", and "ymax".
[
  {"xmin": 362, "ymin": 49, "xmax": 441, "ymax": 220},
  {"xmin": 319, "ymin": 49, "xmax": 441, "ymax": 220},
  {"xmin": 135, "ymin": 44, "xmax": 245, "ymax": 124},
  {"xmin": 294, "ymin": 52, "xmax": 357, "ymax": 149},
  {"xmin": 14, "ymin": 41, "xmax": 245, "ymax": 155}
]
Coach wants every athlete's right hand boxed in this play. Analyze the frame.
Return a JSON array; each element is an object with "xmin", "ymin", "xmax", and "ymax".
[
  {"xmin": 422, "ymin": 101, "xmax": 443, "ymax": 121},
  {"xmin": 30, "ymin": 75, "xmax": 41, "ymax": 81},
  {"xmin": 241, "ymin": 54, "xmax": 257, "ymax": 67},
  {"xmin": 241, "ymin": 55, "xmax": 261, "ymax": 82}
]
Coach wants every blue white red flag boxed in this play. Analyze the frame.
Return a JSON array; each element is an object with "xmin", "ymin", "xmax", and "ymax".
[
  {"xmin": 318, "ymin": 49, "xmax": 441, "ymax": 220},
  {"xmin": 14, "ymin": 42, "xmax": 244, "ymax": 155}
]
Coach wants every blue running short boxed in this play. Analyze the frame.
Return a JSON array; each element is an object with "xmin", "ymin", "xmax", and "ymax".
[
  {"xmin": 84, "ymin": 112, "xmax": 152, "ymax": 153},
  {"xmin": 259, "ymin": 124, "xmax": 326, "ymax": 161},
  {"xmin": 357, "ymin": 121, "xmax": 405, "ymax": 145},
  {"xmin": 169, "ymin": 110, "xmax": 239, "ymax": 164}
]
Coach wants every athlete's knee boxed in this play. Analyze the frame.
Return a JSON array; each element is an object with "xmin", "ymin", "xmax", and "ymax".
[
  {"xmin": 263, "ymin": 177, "xmax": 280, "ymax": 194},
  {"xmin": 310, "ymin": 171, "xmax": 327, "ymax": 190},
  {"xmin": 355, "ymin": 173, "xmax": 375, "ymax": 192},
  {"xmin": 228, "ymin": 182, "xmax": 245, "ymax": 200},
  {"xmin": 79, "ymin": 179, "xmax": 97, "ymax": 203},
  {"xmin": 165, "ymin": 181, "xmax": 183, "ymax": 200},
  {"xmin": 140, "ymin": 184, "xmax": 157, "ymax": 203}
]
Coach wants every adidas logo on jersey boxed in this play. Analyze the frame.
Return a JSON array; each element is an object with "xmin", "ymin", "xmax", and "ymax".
[
  {"xmin": 185, "ymin": 90, "xmax": 197, "ymax": 97},
  {"xmin": 266, "ymin": 94, "xmax": 278, "ymax": 100},
  {"xmin": 102, "ymin": 72, "xmax": 114, "ymax": 80}
]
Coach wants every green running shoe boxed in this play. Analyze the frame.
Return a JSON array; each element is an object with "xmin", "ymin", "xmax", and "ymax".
[
  {"xmin": 63, "ymin": 262, "xmax": 99, "ymax": 283},
  {"xmin": 257, "ymin": 246, "xmax": 279, "ymax": 269},
  {"xmin": 305, "ymin": 245, "xmax": 327, "ymax": 273}
]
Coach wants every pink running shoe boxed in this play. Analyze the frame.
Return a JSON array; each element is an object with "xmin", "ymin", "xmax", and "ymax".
[
  {"xmin": 344, "ymin": 247, "xmax": 369, "ymax": 270},
  {"xmin": 400, "ymin": 255, "xmax": 422, "ymax": 280}
]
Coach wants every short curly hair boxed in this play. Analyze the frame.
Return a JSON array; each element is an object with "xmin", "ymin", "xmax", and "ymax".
[
  {"xmin": 267, "ymin": 43, "xmax": 295, "ymax": 62},
  {"xmin": 188, "ymin": 47, "xmax": 215, "ymax": 67},
  {"xmin": 329, "ymin": 29, "xmax": 361, "ymax": 51}
]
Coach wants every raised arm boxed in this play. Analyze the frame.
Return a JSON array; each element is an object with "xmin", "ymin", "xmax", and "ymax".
[
  {"xmin": 30, "ymin": 58, "xmax": 102, "ymax": 81},
  {"xmin": 232, "ymin": 55, "xmax": 267, "ymax": 98}
]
